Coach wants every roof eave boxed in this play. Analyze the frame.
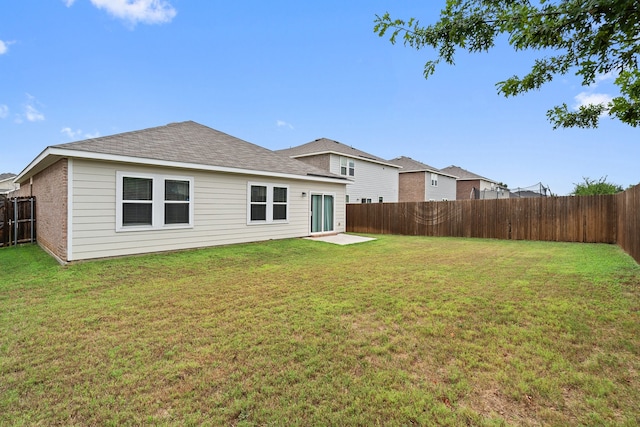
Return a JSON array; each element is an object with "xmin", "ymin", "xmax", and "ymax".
[
  {"xmin": 16, "ymin": 148, "xmax": 349, "ymax": 185},
  {"xmin": 288, "ymin": 150, "xmax": 401, "ymax": 169}
]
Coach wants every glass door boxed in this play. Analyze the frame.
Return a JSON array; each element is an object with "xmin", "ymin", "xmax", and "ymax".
[{"xmin": 311, "ymin": 194, "xmax": 334, "ymax": 233}]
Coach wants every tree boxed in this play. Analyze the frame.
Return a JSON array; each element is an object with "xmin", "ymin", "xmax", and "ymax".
[
  {"xmin": 373, "ymin": 1, "xmax": 640, "ymax": 129},
  {"xmin": 572, "ymin": 176, "xmax": 623, "ymax": 195}
]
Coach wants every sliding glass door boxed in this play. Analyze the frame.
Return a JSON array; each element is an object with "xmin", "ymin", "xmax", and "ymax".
[{"xmin": 311, "ymin": 194, "xmax": 334, "ymax": 233}]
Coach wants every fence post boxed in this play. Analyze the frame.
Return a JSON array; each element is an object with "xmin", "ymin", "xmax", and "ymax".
[
  {"xmin": 30, "ymin": 197, "xmax": 35, "ymax": 243},
  {"xmin": 13, "ymin": 198, "xmax": 18, "ymax": 246}
]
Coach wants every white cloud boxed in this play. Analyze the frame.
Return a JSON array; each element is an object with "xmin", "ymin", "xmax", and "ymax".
[
  {"xmin": 62, "ymin": 0, "xmax": 76, "ymax": 6},
  {"xmin": 25, "ymin": 105, "xmax": 45, "ymax": 122},
  {"xmin": 0, "ymin": 40, "xmax": 15, "ymax": 55},
  {"xmin": 0, "ymin": 105, "xmax": 8, "ymax": 119},
  {"xmin": 62, "ymin": 127, "xmax": 100, "ymax": 140},
  {"xmin": 84, "ymin": 131, "xmax": 100, "ymax": 139},
  {"xmin": 574, "ymin": 92, "xmax": 613, "ymax": 110},
  {"xmin": 276, "ymin": 120, "xmax": 294, "ymax": 130},
  {"xmin": 15, "ymin": 94, "xmax": 45, "ymax": 123},
  {"xmin": 61, "ymin": 127, "xmax": 80, "ymax": 138},
  {"xmin": 89, "ymin": 0, "xmax": 176, "ymax": 25},
  {"xmin": 596, "ymin": 71, "xmax": 616, "ymax": 84}
]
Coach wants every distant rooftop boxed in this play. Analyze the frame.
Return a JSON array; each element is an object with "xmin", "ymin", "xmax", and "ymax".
[
  {"xmin": 389, "ymin": 156, "xmax": 458, "ymax": 178},
  {"xmin": 440, "ymin": 165, "xmax": 497, "ymax": 184},
  {"xmin": 277, "ymin": 138, "xmax": 400, "ymax": 168}
]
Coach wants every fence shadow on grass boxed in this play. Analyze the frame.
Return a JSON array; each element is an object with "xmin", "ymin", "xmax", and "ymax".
[{"xmin": 347, "ymin": 184, "xmax": 640, "ymax": 264}]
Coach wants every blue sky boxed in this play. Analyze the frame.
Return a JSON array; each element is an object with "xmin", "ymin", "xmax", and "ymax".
[{"xmin": 1, "ymin": 0, "xmax": 637, "ymax": 195}]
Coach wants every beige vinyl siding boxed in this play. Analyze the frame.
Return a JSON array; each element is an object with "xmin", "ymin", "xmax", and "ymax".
[
  {"xmin": 70, "ymin": 159, "xmax": 346, "ymax": 261},
  {"xmin": 330, "ymin": 154, "xmax": 398, "ymax": 203}
]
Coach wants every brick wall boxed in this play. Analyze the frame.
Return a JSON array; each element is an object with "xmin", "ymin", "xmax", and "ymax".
[
  {"xmin": 398, "ymin": 172, "xmax": 426, "ymax": 202},
  {"xmin": 456, "ymin": 180, "xmax": 480, "ymax": 200},
  {"xmin": 15, "ymin": 159, "xmax": 68, "ymax": 261}
]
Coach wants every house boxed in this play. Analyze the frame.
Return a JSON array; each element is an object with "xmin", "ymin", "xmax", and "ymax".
[
  {"xmin": 388, "ymin": 156, "xmax": 457, "ymax": 202},
  {"xmin": 277, "ymin": 138, "xmax": 400, "ymax": 203},
  {"xmin": 439, "ymin": 165, "xmax": 509, "ymax": 200},
  {"xmin": 13, "ymin": 121, "xmax": 348, "ymax": 263},
  {"xmin": 0, "ymin": 173, "xmax": 19, "ymax": 195}
]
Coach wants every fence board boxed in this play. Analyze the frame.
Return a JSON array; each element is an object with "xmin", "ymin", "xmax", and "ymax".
[
  {"xmin": 0, "ymin": 197, "xmax": 37, "ymax": 248},
  {"xmin": 348, "ymin": 190, "xmax": 639, "ymax": 263},
  {"xmin": 617, "ymin": 184, "xmax": 640, "ymax": 264}
]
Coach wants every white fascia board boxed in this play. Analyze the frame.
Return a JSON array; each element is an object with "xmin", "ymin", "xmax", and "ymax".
[
  {"xmin": 15, "ymin": 147, "xmax": 54, "ymax": 183},
  {"xmin": 290, "ymin": 150, "xmax": 402, "ymax": 169},
  {"xmin": 19, "ymin": 148, "xmax": 348, "ymax": 186}
]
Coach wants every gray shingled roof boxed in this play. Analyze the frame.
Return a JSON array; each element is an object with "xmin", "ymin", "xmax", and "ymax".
[
  {"xmin": 0, "ymin": 173, "xmax": 16, "ymax": 181},
  {"xmin": 440, "ymin": 165, "xmax": 496, "ymax": 183},
  {"xmin": 277, "ymin": 138, "xmax": 399, "ymax": 167},
  {"xmin": 389, "ymin": 156, "xmax": 442, "ymax": 173},
  {"xmin": 51, "ymin": 121, "xmax": 344, "ymax": 180}
]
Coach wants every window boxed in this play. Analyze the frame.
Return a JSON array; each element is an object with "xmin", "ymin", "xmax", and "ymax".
[
  {"xmin": 345, "ymin": 195, "xmax": 350, "ymax": 203},
  {"xmin": 248, "ymin": 182, "xmax": 289, "ymax": 224},
  {"xmin": 340, "ymin": 157, "xmax": 355, "ymax": 177},
  {"xmin": 122, "ymin": 177, "xmax": 153, "ymax": 226},
  {"xmin": 250, "ymin": 185, "xmax": 267, "ymax": 221},
  {"xmin": 361, "ymin": 198, "xmax": 372, "ymax": 204},
  {"xmin": 164, "ymin": 179, "xmax": 191, "ymax": 224},
  {"xmin": 378, "ymin": 197, "xmax": 384, "ymax": 203},
  {"xmin": 116, "ymin": 172, "xmax": 193, "ymax": 232},
  {"xmin": 272, "ymin": 186, "xmax": 288, "ymax": 220},
  {"xmin": 431, "ymin": 173, "xmax": 439, "ymax": 187}
]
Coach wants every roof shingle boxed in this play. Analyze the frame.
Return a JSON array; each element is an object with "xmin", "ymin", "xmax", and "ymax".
[
  {"xmin": 277, "ymin": 138, "xmax": 399, "ymax": 167},
  {"xmin": 440, "ymin": 165, "xmax": 496, "ymax": 183},
  {"xmin": 389, "ymin": 156, "xmax": 442, "ymax": 173},
  {"xmin": 51, "ymin": 121, "xmax": 343, "ymax": 180}
]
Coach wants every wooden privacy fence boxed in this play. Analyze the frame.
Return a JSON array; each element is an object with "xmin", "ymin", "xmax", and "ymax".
[
  {"xmin": 347, "ymin": 184, "xmax": 640, "ymax": 264},
  {"xmin": 0, "ymin": 196, "xmax": 37, "ymax": 248},
  {"xmin": 616, "ymin": 184, "xmax": 640, "ymax": 264}
]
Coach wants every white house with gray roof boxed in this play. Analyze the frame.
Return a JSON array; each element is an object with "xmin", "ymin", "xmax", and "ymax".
[
  {"xmin": 389, "ymin": 156, "xmax": 457, "ymax": 202},
  {"xmin": 0, "ymin": 173, "xmax": 19, "ymax": 195},
  {"xmin": 277, "ymin": 138, "xmax": 400, "ymax": 203},
  {"xmin": 13, "ymin": 121, "xmax": 348, "ymax": 262}
]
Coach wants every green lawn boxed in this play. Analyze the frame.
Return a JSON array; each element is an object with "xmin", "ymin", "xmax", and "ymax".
[{"xmin": 1, "ymin": 236, "xmax": 639, "ymax": 426}]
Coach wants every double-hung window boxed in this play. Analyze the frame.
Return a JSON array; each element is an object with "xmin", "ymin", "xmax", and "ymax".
[
  {"xmin": 116, "ymin": 172, "xmax": 194, "ymax": 231},
  {"xmin": 248, "ymin": 182, "xmax": 289, "ymax": 224},
  {"xmin": 122, "ymin": 177, "xmax": 153, "ymax": 226},
  {"xmin": 340, "ymin": 157, "xmax": 355, "ymax": 177},
  {"xmin": 431, "ymin": 173, "xmax": 439, "ymax": 187}
]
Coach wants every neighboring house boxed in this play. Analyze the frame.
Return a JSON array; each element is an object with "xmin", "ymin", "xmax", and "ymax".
[
  {"xmin": 0, "ymin": 173, "xmax": 19, "ymax": 195},
  {"xmin": 277, "ymin": 138, "xmax": 400, "ymax": 203},
  {"xmin": 440, "ymin": 165, "xmax": 509, "ymax": 200},
  {"xmin": 388, "ymin": 156, "xmax": 457, "ymax": 202},
  {"xmin": 13, "ymin": 121, "xmax": 348, "ymax": 263}
]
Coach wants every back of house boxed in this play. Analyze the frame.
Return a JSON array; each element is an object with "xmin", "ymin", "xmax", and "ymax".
[{"xmin": 13, "ymin": 121, "xmax": 348, "ymax": 262}]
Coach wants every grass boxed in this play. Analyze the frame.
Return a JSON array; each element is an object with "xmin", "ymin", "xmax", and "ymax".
[{"xmin": 1, "ymin": 235, "xmax": 639, "ymax": 426}]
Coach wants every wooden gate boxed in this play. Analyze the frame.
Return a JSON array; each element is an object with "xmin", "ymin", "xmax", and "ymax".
[{"xmin": 0, "ymin": 196, "xmax": 36, "ymax": 247}]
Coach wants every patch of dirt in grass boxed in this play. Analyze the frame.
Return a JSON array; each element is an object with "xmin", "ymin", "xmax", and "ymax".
[{"xmin": 467, "ymin": 386, "xmax": 550, "ymax": 426}]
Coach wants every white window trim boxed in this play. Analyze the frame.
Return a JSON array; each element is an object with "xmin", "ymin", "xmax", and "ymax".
[
  {"xmin": 431, "ymin": 173, "xmax": 439, "ymax": 187},
  {"xmin": 310, "ymin": 191, "xmax": 337, "ymax": 235},
  {"xmin": 115, "ymin": 171, "xmax": 194, "ymax": 232},
  {"xmin": 247, "ymin": 182, "xmax": 290, "ymax": 225},
  {"xmin": 340, "ymin": 156, "xmax": 355, "ymax": 177}
]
